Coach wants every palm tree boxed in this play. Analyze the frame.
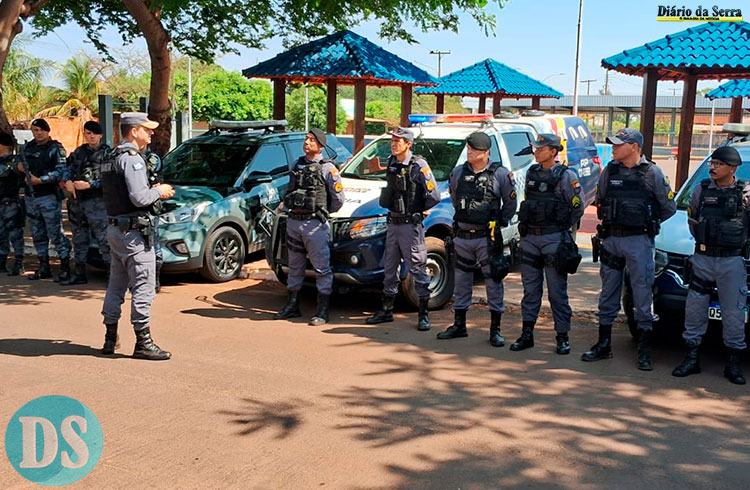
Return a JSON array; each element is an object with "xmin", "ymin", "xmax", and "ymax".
[
  {"xmin": 37, "ymin": 54, "xmax": 103, "ymax": 118},
  {"xmin": 3, "ymin": 36, "xmax": 54, "ymax": 122}
]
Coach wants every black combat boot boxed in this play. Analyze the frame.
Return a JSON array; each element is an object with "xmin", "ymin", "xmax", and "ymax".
[
  {"xmin": 54, "ymin": 257, "xmax": 71, "ymax": 283},
  {"xmin": 133, "ymin": 327, "xmax": 171, "ymax": 360},
  {"xmin": 0, "ymin": 254, "xmax": 7, "ymax": 273},
  {"xmin": 724, "ymin": 348, "xmax": 746, "ymax": 385},
  {"xmin": 672, "ymin": 344, "xmax": 701, "ymax": 377},
  {"xmin": 60, "ymin": 263, "xmax": 88, "ymax": 285},
  {"xmin": 8, "ymin": 257, "xmax": 24, "ymax": 276},
  {"xmin": 636, "ymin": 328, "xmax": 653, "ymax": 371},
  {"xmin": 437, "ymin": 309, "xmax": 468, "ymax": 339},
  {"xmin": 273, "ymin": 290, "xmax": 302, "ymax": 320},
  {"xmin": 489, "ymin": 311, "xmax": 505, "ymax": 347},
  {"xmin": 417, "ymin": 297, "xmax": 430, "ymax": 331},
  {"xmin": 510, "ymin": 321, "xmax": 535, "ymax": 351},
  {"xmin": 28, "ymin": 258, "xmax": 51, "ymax": 280},
  {"xmin": 309, "ymin": 294, "xmax": 330, "ymax": 326},
  {"xmin": 556, "ymin": 332, "xmax": 571, "ymax": 355},
  {"xmin": 102, "ymin": 323, "xmax": 120, "ymax": 355},
  {"xmin": 581, "ymin": 324, "xmax": 613, "ymax": 362},
  {"xmin": 366, "ymin": 295, "xmax": 395, "ymax": 324}
]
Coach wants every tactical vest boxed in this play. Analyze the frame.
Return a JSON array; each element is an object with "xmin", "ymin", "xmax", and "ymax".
[
  {"xmin": 454, "ymin": 162, "xmax": 500, "ymax": 225},
  {"xmin": 23, "ymin": 140, "xmax": 63, "ymax": 197},
  {"xmin": 382, "ymin": 155, "xmax": 427, "ymax": 215},
  {"xmin": 598, "ymin": 162, "xmax": 656, "ymax": 235},
  {"xmin": 519, "ymin": 164, "xmax": 571, "ymax": 233},
  {"xmin": 693, "ymin": 179, "xmax": 748, "ymax": 256},
  {"xmin": 70, "ymin": 144, "xmax": 109, "ymax": 200},
  {"xmin": 283, "ymin": 159, "xmax": 328, "ymax": 214},
  {"xmin": 0, "ymin": 154, "xmax": 20, "ymax": 200},
  {"xmin": 101, "ymin": 147, "xmax": 152, "ymax": 218}
]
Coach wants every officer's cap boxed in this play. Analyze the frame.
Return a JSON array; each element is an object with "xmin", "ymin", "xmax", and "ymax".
[
  {"xmin": 308, "ymin": 128, "xmax": 327, "ymax": 147},
  {"xmin": 466, "ymin": 131, "xmax": 492, "ymax": 151},
  {"xmin": 31, "ymin": 118, "xmax": 50, "ymax": 132},
  {"xmin": 710, "ymin": 146, "xmax": 742, "ymax": 166},
  {"xmin": 530, "ymin": 133, "xmax": 563, "ymax": 151},
  {"xmin": 606, "ymin": 128, "xmax": 643, "ymax": 147},
  {"xmin": 0, "ymin": 132, "xmax": 14, "ymax": 147},
  {"xmin": 120, "ymin": 112, "xmax": 159, "ymax": 129},
  {"xmin": 83, "ymin": 120, "xmax": 103, "ymax": 135},
  {"xmin": 388, "ymin": 127, "xmax": 414, "ymax": 143}
]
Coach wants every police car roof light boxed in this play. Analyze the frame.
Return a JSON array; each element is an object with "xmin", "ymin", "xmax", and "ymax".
[
  {"xmin": 407, "ymin": 114, "xmax": 493, "ymax": 124},
  {"xmin": 209, "ymin": 119, "xmax": 289, "ymax": 131},
  {"xmin": 521, "ymin": 110, "xmax": 546, "ymax": 117},
  {"xmin": 723, "ymin": 123, "xmax": 750, "ymax": 136},
  {"xmin": 494, "ymin": 112, "xmax": 520, "ymax": 119}
]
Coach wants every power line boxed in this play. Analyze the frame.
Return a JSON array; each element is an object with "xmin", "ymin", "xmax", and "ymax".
[
  {"xmin": 580, "ymin": 78, "xmax": 597, "ymax": 95},
  {"xmin": 429, "ymin": 50, "xmax": 450, "ymax": 78}
]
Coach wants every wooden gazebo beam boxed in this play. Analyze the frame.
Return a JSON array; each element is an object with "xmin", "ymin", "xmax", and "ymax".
[
  {"xmin": 676, "ymin": 73, "xmax": 698, "ymax": 188},
  {"xmin": 273, "ymin": 78, "xmax": 286, "ymax": 121},
  {"xmin": 729, "ymin": 97, "xmax": 743, "ymax": 123},
  {"xmin": 639, "ymin": 68, "xmax": 659, "ymax": 160},
  {"xmin": 400, "ymin": 84, "xmax": 412, "ymax": 127}
]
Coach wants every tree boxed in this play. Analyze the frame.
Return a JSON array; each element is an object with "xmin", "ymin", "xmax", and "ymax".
[
  {"xmin": 3, "ymin": 35, "xmax": 54, "ymax": 122},
  {"xmin": 37, "ymin": 53, "xmax": 102, "ymax": 117},
  {"xmin": 286, "ymin": 85, "xmax": 347, "ymax": 134}
]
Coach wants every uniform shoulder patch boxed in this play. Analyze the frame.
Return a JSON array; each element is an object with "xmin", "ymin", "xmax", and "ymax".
[
  {"xmin": 667, "ymin": 190, "xmax": 675, "ymax": 200},
  {"xmin": 334, "ymin": 182, "xmax": 343, "ymax": 193},
  {"xmin": 509, "ymin": 190, "xmax": 517, "ymax": 199},
  {"xmin": 508, "ymin": 172, "xmax": 516, "ymax": 186},
  {"xmin": 572, "ymin": 196, "xmax": 582, "ymax": 209},
  {"xmin": 571, "ymin": 178, "xmax": 581, "ymax": 191},
  {"xmin": 421, "ymin": 166, "xmax": 432, "ymax": 176},
  {"xmin": 132, "ymin": 162, "xmax": 144, "ymax": 170},
  {"xmin": 330, "ymin": 167, "xmax": 339, "ymax": 177},
  {"xmin": 426, "ymin": 181, "xmax": 435, "ymax": 191}
]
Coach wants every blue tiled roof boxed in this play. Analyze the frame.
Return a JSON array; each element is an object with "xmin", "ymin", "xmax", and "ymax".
[
  {"xmin": 242, "ymin": 30, "xmax": 437, "ymax": 86},
  {"xmin": 602, "ymin": 22, "xmax": 750, "ymax": 80},
  {"xmin": 706, "ymin": 79, "xmax": 750, "ymax": 99},
  {"xmin": 414, "ymin": 59, "xmax": 562, "ymax": 97}
]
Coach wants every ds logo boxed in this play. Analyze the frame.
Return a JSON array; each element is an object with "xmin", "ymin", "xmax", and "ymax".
[{"xmin": 5, "ymin": 395, "xmax": 103, "ymax": 486}]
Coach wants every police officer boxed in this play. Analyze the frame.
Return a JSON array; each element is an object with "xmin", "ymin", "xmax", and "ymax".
[
  {"xmin": 366, "ymin": 127, "xmax": 439, "ymax": 330},
  {"xmin": 100, "ymin": 112, "xmax": 175, "ymax": 360},
  {"xmin": 144, "ymin": 148, "xmax": 165, "ymax": 292},
  {"xmin": 274, "ymin": 128, "xmax": 344, "ymax": 326},
  {"xmin": 511, "ymin": 134, "xmax": 584, "ymax": 354},
  {"xmin": 672, "ymin": 146, "xmax": 748, "ymax": 384},
  {"xmin": 584, "ymin": 128, "xmax": 676, "ymax": 370},
  {"xmin": 60, "ymin": 121, "xmax": 110, "ymax": 285},
  {"xmin": 17, "ymin": 118, "xmax": 71, "ymax": 281},
  {"xmin": 0, "ymin": 133, "xmax": 25, "ymax": 276},
  {"xmin": 437, "ymin": 131, "xmax": 517, "ymax": 344}
]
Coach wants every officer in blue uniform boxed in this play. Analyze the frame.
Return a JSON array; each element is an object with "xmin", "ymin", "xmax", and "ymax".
[
  {"xmin": 60, "ymin": 120, "xmax": 110, "ymax": 285},
  {"xmin": 100, "ymin": 112, "xmax": 175, "ymax": 360},
  {"xmin": 18, "ymin": 118, "xmax": 71, "ymax": 281},
  {"xmin": 511, "ymin": 134, "xmax": 584, "ymax": 355},
  {"xmin": 366, "ymin": 127, "xmax": 440, "ymax": 331},
  {"xmin": 0, "ymin": 133, "xmax": 25, "ymax": 275},
  {"xmin": 584, "ymin": 128, "xmax": 676, "ymax": 370},
  {"xmin": 672, "ymin": 146, "xmax": 749, "ymax": 384},
  {"xmin": 437, "ymin": 131, "xmax": 517, "ymax": 344},
  {"xmin": 274, "ymin": 128, "xmax": 345, "ymax": 326}
]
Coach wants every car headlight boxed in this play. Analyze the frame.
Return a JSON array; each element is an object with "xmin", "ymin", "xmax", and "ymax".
[
  {"xmin": 654, "ymin": 249, "xmax": 669, "ymax": 275},
  {"xmin": 160, "ymin": 202, "xmax": 210, "ymax": 224},
  {"xmin": 345, "ymin": 216, "xmax": 388, "ymax": 240}
]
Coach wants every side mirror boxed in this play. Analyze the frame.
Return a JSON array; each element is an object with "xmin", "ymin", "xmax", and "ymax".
[{"xmin": 243, "ymin": 175, "xmax": 273, "ymax": 191}]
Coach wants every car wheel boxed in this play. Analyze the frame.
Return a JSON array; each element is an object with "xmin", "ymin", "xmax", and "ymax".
[
  {"xmin": 200, "ymin": 227, "xmax": 246, "ymax": 282},
  {"xmin": 403, "ymin": 236, "xmax": 454, "ymax": 310}
]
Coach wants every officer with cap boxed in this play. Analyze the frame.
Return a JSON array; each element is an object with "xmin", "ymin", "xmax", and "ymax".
[
  {"xmin": 274, "ymin": 128, "xmax": 344, "ymax": 326},
  {"xmin": 510, "ymin": 133, "xmax": 584, "ymax": 355},
  {"xmin": 60, "ymin": 120, "xmax": 111, "ymax": 285},
  {"xmin": 672, "ymin": 146, "xmax": 749, "ymax": 384},
  {"xmin": 366, "ymin": 127, "xmax": 440, "ymax": 331},
  {"xmin": 437, "ymin": 131, "xmax": 517, "ymax": 343},
  {"xmin": 17, "ymin": 118, "xmax": 72, "ymax": 281},
  {"xmin": 583, "ymin": 128, "xmax": 676, "ymax": 370},
  {"xmin": 0, "ymin": 132, "xmax": 25, "ymax": 275},
  {"xmin": 100, "ymin": 112, "xmax": 175, "ymax": 360}
]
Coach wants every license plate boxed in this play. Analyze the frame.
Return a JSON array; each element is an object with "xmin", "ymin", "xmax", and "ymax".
[{"xmin": 708, "ymin": 303, "xmax": 750, "ymax": 322}]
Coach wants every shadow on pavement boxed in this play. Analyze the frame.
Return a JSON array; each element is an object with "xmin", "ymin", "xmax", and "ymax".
[
  {"xmin": 0, "ymin": 338, "xmax": 130, "ymax": 358},
  {"xmin": 217, "ymin": 397, "xmax": 307, "ymax": 439}
]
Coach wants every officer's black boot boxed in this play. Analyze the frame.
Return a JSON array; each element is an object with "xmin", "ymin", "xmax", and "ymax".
[
  {"xmin": 510, "ymin": 321, "xmax": 535, "ymax": 351},
  {"xmin": 581, "ymin": 324, "xmax": 613, "ymax": 362},
  {"xmin": 724, "ymin": 348, "xmax": 746, "ymax": 385},
  {"xmin": 60, "ymin": 263, "xmax": 87, "ymax": 285},
  {"xmin": 102, "ymin": 323, "xmax": 120, "ymax": 355},
  {"xmin": 489, "ymin": 311, "xmax": 505, "ymax": 347},
  {"xmin": 556, "ymin": 332, "xmax": 571, "ymax": 355},
  {"xmin": 0, "ymin": 254, "xmax": 7, "ymax": 273},
  {"xmin": 54, "ymin": 257, "xmax": 71, "ymax": 283},
  {"xmin": 417, "ymin": 297, "xmax": 431, "ymax": 331},
  {"xmin": 309, "ymin": 294, "xmax": 330, "ymax": 326},
  {"xmin": 672, "ymin": 344, "xmax": 701, "ymax": 377},
  {"xmin": 28, "ymin": 257, "xmax": 51, "ymax": 280},
  {"xmin": 636, "ymin": 328, "xmax": 653, "ymax": 371},
  {"xmin": 437, "ymin": 309, "xmax": 468, "ymax": 339},
  {"xmin": 133, "ymin": 327, "xmax": 171, "ymax": 360},
  {"xmin": 8, "ymin": 256, "xmax": 24, "ymax": 276},
  {"xmin": 366, "ymin": 295, "xmax": 395, "ymax": 324},
  {"xmin": 274, "ymin": 290, "xmax": 302, "ymax": 320}
]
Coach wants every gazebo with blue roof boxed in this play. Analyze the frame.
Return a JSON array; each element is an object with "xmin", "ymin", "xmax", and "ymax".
[
  {"xmin": 602, "ymin": 21, "xmax": 750, "ymax": 187},
  {"xmin": 706, "ymin": 79, "xmax": 750, "ymax": 123},
  {"xmin": 243, "ymin": 30, "xmax": 437, "ymax": 153},
  {"xmin": 415, "ymin": 59, "xmax": 563, "ymax": 114}
]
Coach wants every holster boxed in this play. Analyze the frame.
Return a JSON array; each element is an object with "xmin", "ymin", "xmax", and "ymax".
[
  {"xmin": 555, "ymin": 235, "xmax": 582, "ymax": 275},
  {"xmin": 591, "ymin": 235, "xmax": 602, "ymax": 263},
  {"xmin": 488, "ymin": 238, "xmax": 509, "ymax": 281},
  {"xmin": 599, "ymin": 246, "xmax": 626, "ymax": 270}
]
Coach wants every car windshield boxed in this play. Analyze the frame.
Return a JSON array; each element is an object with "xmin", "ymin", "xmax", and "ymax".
[
  {"xmin": 675, "ymin": 145, "xmax": 750, "ymax": 209},
  {"xmin": 162, "ymin": 142, "xmax": 260, "ymax": 186},
  {"xmin": 341, "ymin": 137, "xmax": 466, "ymax": 181}
]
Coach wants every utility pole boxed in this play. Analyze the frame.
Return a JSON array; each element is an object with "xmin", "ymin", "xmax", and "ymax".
[
  {"xmin": 429, "ymin": 50, "xmax": 451, "ymax": 78},
  {"xmin": 581, "ymin": 79, "xmax": 597, "ymax": 95},
  {"xmin": 603, "ymin": 69, "xmax": 610, "ymax": 95},
  {"xmin": 572, "ymin": 0, "xmax": 584, "ymax": 115}
]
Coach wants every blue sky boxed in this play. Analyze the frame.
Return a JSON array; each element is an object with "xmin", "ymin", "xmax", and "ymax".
[{"xmin": 22, "ymin": 0, "xmax": 734, "ymax": 96}]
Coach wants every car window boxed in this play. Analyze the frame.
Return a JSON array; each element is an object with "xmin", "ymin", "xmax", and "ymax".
[
  {"xmin": 249, "ymin": 144, "xmax": 288, "ymax": 175},
  {"xmin": 674, "ymin": 147, "xmax": 750, "ymax": 209},
  {"xmin": 500, "ymin": 132, "xmax": 535, "ymax": 171},
  {"xmin": 162, "ymin": 142, "xmax": 259, "ymax": 186}
]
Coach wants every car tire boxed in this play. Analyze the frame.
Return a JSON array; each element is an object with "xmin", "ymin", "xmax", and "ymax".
[
  {"xmin": 200, "ymin": 227, "xmax": 246, "ymax": 282},
  {"xmin": 403, "ymin": 236, "xmax": 454, "ymax": 310}
]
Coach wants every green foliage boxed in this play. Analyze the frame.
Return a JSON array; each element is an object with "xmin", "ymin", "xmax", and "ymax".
[
  {"xmin": 184, "ymin": 70, "xmax": 273, "ymax": 121},
  {"xmin": 3, "ymin": 36, "xmax": 55, "ymax": 122},
  {"xmin": 38, "ymin": 54, "xmax": 103, "ymax": 117},
  {"xmin": 286, "ymin": 85, "xmax": 347, "ymax": 133}
]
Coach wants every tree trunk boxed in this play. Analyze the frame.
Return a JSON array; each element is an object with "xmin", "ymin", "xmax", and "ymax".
[{"xmin": 123, "ymin": 0, "xmax": 172, "ymax": 156}]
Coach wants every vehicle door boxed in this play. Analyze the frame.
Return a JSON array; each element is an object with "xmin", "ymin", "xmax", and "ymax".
[{"xmin": 241, "ymin": 142, "xmax": 290, "ymax": 243}]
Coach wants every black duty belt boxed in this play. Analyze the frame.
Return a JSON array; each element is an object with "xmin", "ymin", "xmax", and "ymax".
[
  {"xmin": 525, "ymin": 225, "xmax": 565, "ymax": 236},
  {"xmin": 695, "ymin": 245, "xmax": 744, "ymax": 257},
  {"xmin": 0, "ymin": 197, "xmax": 19, "ymax": 205},
  {"xmin": 288, "ymin": 211, "xmax": 315, "ymax": 221},
  {"xmin": 609, "ymin": 227, "xmax": 646, "ymax": 237},
  {"xmin": 387, "ymin": 213, "xmax": 423, "ymax": 225},
  {"xmin": 455, "ymin": 228, "xmax": 489, "ymax": 239},
  {"xmin": 108, "ymin": 216, "xmax": 150, "ymax": 230}
]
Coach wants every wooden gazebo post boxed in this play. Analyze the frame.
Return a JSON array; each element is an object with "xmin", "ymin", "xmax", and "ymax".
[
  {"xmin": 273, "ymin": 78, "xmax": 286, "ymax": 121},
  {"xmin": 326, "ymin": 80, "xmax": 338, "ymax": 134},
  {"xmin": 478, "ymin": 95, "xmax": 486, "ymax": 113},
  {"xmin": 675, "ymin": 73, "xmax": 698, "ymax": 187},
  {"xmin": 353, "ymin": 80, "xmax": 367, "ymax": 154},
  {"xmin": 492, "ymin": 94, "xmax": 501, "ymax": 115},
  {"xmin": 729, "ymin": 97, "xmax": 743, "ymax": 123},
  {"xmin": 639, "ymin": 68, "xmax": 659, "ymax": 160},
  {"xmin": 435, "ymin": 95, "xmax": 445, "ymax": 114},
  {"xmin": 400, "ymin": 84, "xmax": 413, "ymax": 127}
]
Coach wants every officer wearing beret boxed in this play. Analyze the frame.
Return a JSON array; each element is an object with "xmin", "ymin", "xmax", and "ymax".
[
  {"xmin": 60, "ymin": 120, "xmax": 111, "ymax": 285},
  {"xmin": 366, "ymin": 127, "xmax": 440, "ymax": 331},
  {"xmin": 17, "ymin": 118, "xmax": 72, "ymax": 281},
  {"xmin": 0, "ymin": 132, "xmax": 25, "ymax": 275},
  {"xmin": 437, "ymin": 131, "xmax": 517, "ymax": 344},
  {"xmin": 100, "ymin": 112, "xmax": 175, "ymax": 360},
  {"xmin": 274, "ymin": 128, "xmax": 345, "ymax": 326},
  {"xmin": 584, "ymin": 128, "xmax": 676, "ymax": 370},
  {"xmin": 510, "ymin": 134, "xmax": 583, "ymax": 355},
  {"xmin": 673, "ymin": 146, "xmax": 749, "ymax": 384}
]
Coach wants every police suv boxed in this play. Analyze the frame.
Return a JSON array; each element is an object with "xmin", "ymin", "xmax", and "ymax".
[{"xmin": 265, "ymin": 112, "xmax": 602, "ymax": 309}]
